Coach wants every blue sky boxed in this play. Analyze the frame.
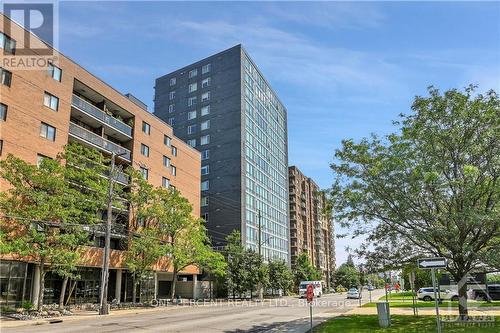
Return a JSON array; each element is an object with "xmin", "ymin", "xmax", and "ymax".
[{"xmin": 56, "ymin": 1, "xmax": 500, "ymax": 265}]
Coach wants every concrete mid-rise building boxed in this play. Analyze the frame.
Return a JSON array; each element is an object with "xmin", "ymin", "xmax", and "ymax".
[
  {"xmin": 288, "ymin": 166, "xmax": 335, "ymax": 286},
  {"xmin": 0, "ymin": 14, "xmax": 202, "ymax": 306},
  {"xmin": 154, "ymin": 45, "xmax": 290, "ymax": 263}
]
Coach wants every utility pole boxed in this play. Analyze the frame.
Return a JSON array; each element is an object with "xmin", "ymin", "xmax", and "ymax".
[
  {"xmin": 99, "ymin": 152, "xmax": 117, "ymax": 315},
  {"xmin": 258, "ymin": 209, "xmax": 262, "ymax": 257},
  {"xmin": 257, "ymin": 209, "xmax": 263, "ymax": 300}
]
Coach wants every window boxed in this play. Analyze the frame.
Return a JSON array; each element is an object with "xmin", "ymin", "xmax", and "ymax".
[
  {"xmin": 187, "ymin": 139, "xmax": 196, "ymax": 147},
  {"xmin": 201, "ymin": 196, "xmax": 209, "ymax": 207},
  {"xmin": 168, "ymin": 104, "xmax": 175, "ymax": 113},
  {"xmin": 43, "ymin": 92, "xmax": 59, "ymax": 111},
  {"xmin": 168, "ymin": 117, "xmax": 175, "ymax": 126},
  {"xmin": 202, "ymin": 213, "xmax": 209, "ymax": 222},
  {"xmin": 48, "ymin": 63, "xmax": 62, "ymax": 82},
  {"xmin": 202, "ymin": 63, "xmax": 211, "ymax": 74},
  {"xmin": 140, "ymin": 167, "xmax": 149, "ymax": 180},
  {"xmin": 162, "ymin": 177, "xmax": 170, "ymax": 188},
  {"xmin": 0, "ymin": 32, "xmax": 16, "ymax": 54},
  {"xmin": 171, "ymin": 165, "xmax": 177, "ymax": 176},
  {"xmin": 140, "ymin": 143, "xmax": 150, "ymax": 157},
  {"xmin": 188, "ymin": 83, "xmax": 197, "ymax": 93},
  {"xmin": 164, "ymin": 135, "xmax": 172, "ymax": 147},
  {"xmin": 189, "ymin": 69, "xmax": 198, "ymax": 78},
  {"xmin": 1, "ymin": 68, "xmax": 12, "ymax": 87},
  {"xmin": 169, "ymin": 91, "xmax": 176, "ymax": 100},
  {"xmin": 201, "ymin": 106, "xmax": 211, "ymax": 117},
  {"xmin": 188, "ymin": 124, "xmax": 196, "ymax": 134},
  {"xmin": 188, "ymin": 110, "xmax": 197, "ymax": 120},
  {"xmin": 170, "ymin": 77, "xmax": 176, "ymax": 86},
  {"xmin": 200, "ymin": 135, "xmax": 210, "ymax": 145},
  {"xmin": 171, "ymin": 145, "xmax": 177, "ymax": 156},
  {"xmin": 40, "ymin": 122, "xmax": 56, "ymax": 141},
  {"xmin": 0, "ymin": 140, "xmax": 3, "ymax": 156},
  {"xmin": 201, "ymin": 165, "xmax": 209, "ymax": 175},
  {"xmin": 201, "ymin": 120, "xmax": 210, "ymax": 131},
  {"xmin": 201, "ymin": 92, "xmax": 210, "ymax": 102},
  {"xmin": 163, "ymin": 155, "xmax": 170, "ymax": 167},
  {"xmin": 142, "ymin": 121, "xmax": 151, "ymax": 135},
  {"xmin": 0, "ymin": 103, "xmax": 6, "ymax": 121},
  {"xmin": 202, "ymin": 77, "xmax": 210, "ymax": 88},
  {"xmin": 201, "ymin": 149, "xmax": 210, "ymax": 160},
  {"xmin": 201, "ymin": 180, "xmax": 209, "ymax": 191},
  {"xmin": 188, "ymin": 96, "xmax": 197, "ymax": 106}
]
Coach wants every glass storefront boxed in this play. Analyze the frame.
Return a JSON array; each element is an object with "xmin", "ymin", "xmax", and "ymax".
[
  {"xmin": 0, "ymin": 261, "xmax": 155, "ymax": 306},
  {"xmin": 0, "ymin": 261, "xmax": 33, "ymax": 306}
]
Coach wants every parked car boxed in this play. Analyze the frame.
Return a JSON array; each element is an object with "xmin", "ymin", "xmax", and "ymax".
[
  {"xmin": 471, "ymin": 284, "xmax": 500, "ymax": 301},
  {"xmin": 346, "ymin": 288, "xmax": 360, "ymax": 299},
  {"xmin": 417, "ymin": 287, "xmax": 459, "ymax": 301},
  {"xmin": 368, "ymin": 285, "xmax": 375, "ymax": 291}
]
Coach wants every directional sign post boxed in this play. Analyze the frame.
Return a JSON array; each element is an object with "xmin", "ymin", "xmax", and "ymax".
[
  {"xmin": 417, "ymin": 257, "xmax": 447, "ymax": 269},
  {"xmin": 418, "ymin": 258, "xmax": 447, "ymax": 333}
]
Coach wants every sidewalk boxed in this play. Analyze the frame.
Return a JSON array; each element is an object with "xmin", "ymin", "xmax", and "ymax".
[
  {"xmin": 347, "ymin": 305, "xmax": 500, "ymax": 316},
  {"xmin": 0, "ymin": 305, "xmax": 177, "ymax": 329}
]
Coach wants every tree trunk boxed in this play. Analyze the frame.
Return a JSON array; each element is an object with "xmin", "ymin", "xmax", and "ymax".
[
  {"xmin": 65, "ymin": 280, "xmax": 76, "ymax": 306},
  {"xmin": 37, "ymin": 259, "xmax": 45, "ymax": 311},
  {"xmin": 458, "ymin": 279, "xmax": 469, "ymax": 320},
  {"xmin": 170, "ymin": 268, "xmax": 177, "ymax": 301},
  {"xmin": 132, "ymin": 274, "xmax": 137, "ymax": 304},
  {"xmin": 59, "ymin": 276, "xmax": 69, "ymax": 310}
]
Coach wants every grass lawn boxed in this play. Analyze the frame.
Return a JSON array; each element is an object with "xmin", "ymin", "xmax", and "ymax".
[
  {"xmin": 371, "ymin": 295, "xmax": 500, "ymax": 308},
  {"xmin": 314, "ymin": 315, "xmax": 499, "ymax": 332}
]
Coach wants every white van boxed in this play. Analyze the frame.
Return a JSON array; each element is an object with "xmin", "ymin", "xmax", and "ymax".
[{"xmin": 299, "ymin": 281, "xmax": 323, "ymax": 298}]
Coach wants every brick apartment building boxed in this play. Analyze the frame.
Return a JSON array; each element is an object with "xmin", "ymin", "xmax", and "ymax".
[
  {"xmin": 288, "ymin": 166, "xmax": 335, "ymax": 286},
  {"xmin": 0, "ymin": 14, "xmax": 201, "ymax": 306}
]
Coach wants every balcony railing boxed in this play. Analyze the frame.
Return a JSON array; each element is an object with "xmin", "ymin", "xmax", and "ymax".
[
  {"xmin": 72, "ymin": 94, "xmax": 132, "ymax": 137},
  {"xmin": 69, "ymin": 122, "xmax": 131, "ymax": 161}
]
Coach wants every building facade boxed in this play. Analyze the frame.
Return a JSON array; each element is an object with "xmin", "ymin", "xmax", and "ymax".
[
  {"xmin": 154, "ymin": 45, "xmax": 290, "ymax": 263},
  {"xmin": 0, "ymin": 14, "xmax": 201, "ymax": 306},
  {"xmin": 288, "ymin": 166, "xmax": 335, "ymax": 286}
]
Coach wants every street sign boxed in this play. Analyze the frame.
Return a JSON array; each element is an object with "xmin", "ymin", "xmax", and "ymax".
[
  {"xmin": 417, "ymin": 257, "xmax": 447, "ymax": 269},
  {"xmin": 306, "ymin": 284, "xmax": 314, "ymax": 332},
  {"xmin": 306, "ymin": 284, "xmax": 314, "ymax": 303}
]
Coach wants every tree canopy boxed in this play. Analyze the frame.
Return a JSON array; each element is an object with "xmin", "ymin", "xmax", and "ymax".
[{"xmin": 330, "ymin": 85, "xmax": 499, "ymax": 316}]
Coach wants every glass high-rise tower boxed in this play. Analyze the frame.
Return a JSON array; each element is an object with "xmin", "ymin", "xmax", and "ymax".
[{"xmin": 154, "ymin": 45, "xmax": 290, "ymax": 262}]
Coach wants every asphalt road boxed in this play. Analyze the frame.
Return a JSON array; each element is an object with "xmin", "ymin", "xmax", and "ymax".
[{"xmin": 3, "ymin": 290, "xmax": 384, "ymax": 333}]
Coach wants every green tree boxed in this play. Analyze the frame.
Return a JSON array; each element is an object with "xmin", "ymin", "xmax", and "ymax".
[
  {"xmin": 224, "ymin": 231, "xmax": 247, "ymax": 298},
  {"xmin": 243, "ymin": 249, "xmax": 268, "ymax": 298},
  {"xmin": 125, "ymin": 227, "xmax": 163, "ymax": 303},
  {"xmin": 0, "ymin": 144, "xmax": 108, "ymax": 310},
  {"xmin": 197, "ymin": 245, "xmax": 227, "ymax": 299},
  {"xmin": 330, "ymin": 86, "xmax": 499, "ymax": 317},
  {"xmin": 124, "ymin": 169, "xmax": 157, "ymax": 303},
  {"xmin": 293, "ymin": 252, "xmax": 322, "ymax": 288},
  {"xmin": 402, "ymin": 265, "xmax": 432, "ymax": 291},
  {"xmin": 147, "ymin": 187, "xmax": 216, "ymax": 300},
  {"xmin": 268, "ymin": 260, "xmax": 293, "ymax": 295},
  {"xmin": 335, "ymin": 263, "xmax": 360, "ymax": 288}
]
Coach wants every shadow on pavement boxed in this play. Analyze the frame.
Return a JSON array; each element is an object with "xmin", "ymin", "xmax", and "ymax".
[{"xmin": 223, "ymin": 317, "xmax": 313, "ymax": 333}]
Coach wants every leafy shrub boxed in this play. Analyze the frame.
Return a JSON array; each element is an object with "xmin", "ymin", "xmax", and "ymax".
[{"xmin": 21, "ymin": 300, "xmax": 33, "ymax": 310}]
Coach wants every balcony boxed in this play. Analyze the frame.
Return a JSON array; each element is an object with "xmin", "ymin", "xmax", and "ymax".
[
  {"xmin": 71, "ymin": 94, "xmax": 132, "ymax": 138},
  {"xmin": 69, "ymin": 122, "xmax": 131, "ymax": 161}
]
